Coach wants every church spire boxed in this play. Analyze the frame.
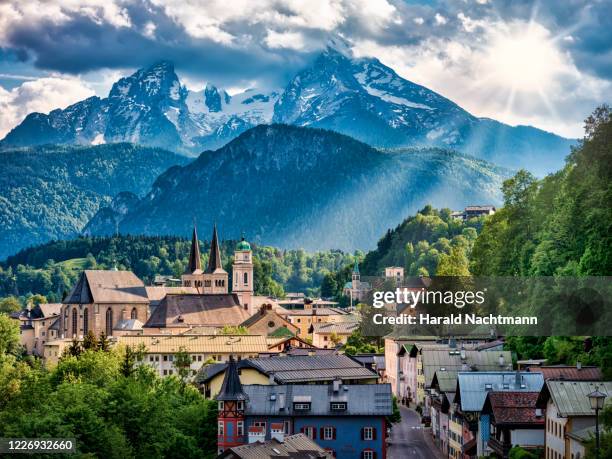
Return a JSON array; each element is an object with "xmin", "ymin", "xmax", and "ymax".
[
  {"xmin": 186, "ymin": 224, "xmax": 202, "ymax": 274},
  {"xmin": 205, "ymin": 223, "xmax": 223, "ymax": 273},
  {"xmin": 217, "ymin": 357, "xmax": 247, "ymax": 401}
]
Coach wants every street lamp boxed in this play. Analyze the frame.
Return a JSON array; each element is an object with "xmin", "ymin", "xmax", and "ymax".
[{"xmin": 588, "ymin": 386, "xmax": 607, "ymax": 459}]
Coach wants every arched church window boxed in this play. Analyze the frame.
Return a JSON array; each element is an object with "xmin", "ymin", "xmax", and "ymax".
[
  {"xmin": 83, "ymin": 308, "xmax": 89, "ymax": 334},
  {"xmin": 131, "ymin": 308, "xmax": 137, "ymax": 320},
  {"xmin": 72, "ymin": 308, "xmax": 78, "ymax": 337},
  {"xmin": 106, "ymin": 308, "xmax": 113, "ymax": 336}
]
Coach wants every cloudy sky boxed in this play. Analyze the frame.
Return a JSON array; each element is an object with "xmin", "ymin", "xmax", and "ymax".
[{"xmin": 0, "ymin": 0, "xmax": 610, "ymax": 138}]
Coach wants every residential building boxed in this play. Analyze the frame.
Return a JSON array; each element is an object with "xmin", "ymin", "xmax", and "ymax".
[
  {"xmin": 215, "ymin": 360, "xmax": 393, "ymax": 459},
  {"xmin": 282, "ymin": 307, "xmax": 351, "ymax": 337},
  {"xmin": 42, "ymin": 338, "xmax": 72, "ymax": 365},
  {"xmin": 452, "ymin": 205, "xmax": 496, "ymax": 221},
  {"xmin": 217, "ymin": 433, "xmax": 333, "ymax": 458},
  {"xmin": 528, "ymin": 364, "xmax": 603, "ymax": 381},
  {"xmin": 117, "ymin": 334, "xmax": 268, "ymax": 378},
  {"xmin": 481, "ymin": 392, "xmax": 545, "ymax": 458},
  {"xmin": 567, "ymin": 426, "xmax": 595, "ymax": 459},
  {"xmin": 17, "ymin": 303, "xmax": 62, "ymax": 356},
  {"xmin": 430, "ymin": 370, "xmax": 457, "ymax": 455},
  {"xmin": 454, "ymin": 371, "xmax": 545, "ymax": 458},
  {"xmin": 537, "ymin": 380, "xmax": 612, "ymax": 459},
  {"xmin": 197, "ymin": 354, "xmax": 379, "ymax": 399},
  {"xmin": 266, "ymin": 335, "xmax": 315, "ymax": 353},
  {"xmin": 384, "ymin": 267, "xmax": 404, "ymax": 283},
  {"xmin": 311, "ymin": 321, "xmax": 359, "ymax": 348},
  {"xmin": 352, "ymin": 354, "xmax": 386, "ymax": 382},
  {"xmin": 239, "ymin": 304, "xmax": 299, "ymax": 337}
]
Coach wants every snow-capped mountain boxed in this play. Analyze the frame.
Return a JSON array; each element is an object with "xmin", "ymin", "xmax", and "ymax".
[
  {"xmin": 1, "ymin": 61, "xmax": 277, "ymax": 154},
  {"xmin": 1, "ymin": 48, "xmax": 573, "ymax": 172}
]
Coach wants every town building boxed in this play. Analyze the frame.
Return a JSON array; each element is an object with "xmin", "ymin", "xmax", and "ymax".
[
  {"xmin": 16, "ymin": 303, "xmax": 62, "ymax": 356},
  {"xmin": 537, "ymin": 380, "xmax": 612, "ymax": 459},
  {"xmin": 481, "ymin": 391, "xmax": 545, "ymax": 458},
  {"xmin": 281, "ymin": 307, "xmax": 352, "ymax": 338},
  {"xmin": 197, "ymin": 354, "xmax": 379, "ymax": 399},
  {"xmin": 265, "ymin": 335, "xmax": 316, "ymax": 353},
  {"xmin": 528, "ymin": 364, "xmax": 603, "ymax": 381},
  {"xmin": 311, "ymin": 321, "xmax": 359, "ymax": 348},
  {"xmin": 143, "ymin": 293, "xmax": 250, "ymax": 333},
  {"xmin": 217, "ymin": 433, "xmax": 333, "ymax": 458},
  {"xmin": 454, "ymin": 371, "xmax": 545, "ymax": 458},
  {"xmin": 215, "ymin": 361, "xmax": 392, "ymax": 458},
  {"xmin": 117, "ymin": 334, "xmax": 268, "ymax": 378},
  {"xmin": 239, "ymin": 304, "xmax": 299, "ymax": 337},
  {"xmin": 452, "ymin": 205, "xmax": 496, "ymax": 221},
  {"xmin": 384, "ymin": 267, "xmax": 404, "ymax": 283},
  {"xmin": 342, "ymin": 262, "xmax": 371, "ymax": 304},
  {"xmin": 352, "ymin": 354, "xmax": 386, "ymax": 382},
  {"xmin": 567, "ymin": 426, "xmax": 595, "ymax": 459}
]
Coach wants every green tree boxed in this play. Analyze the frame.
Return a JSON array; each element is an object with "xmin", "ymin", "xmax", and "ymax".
[
  {"xmin": 82, "ymin": 330, "xmax": 98, "ymax": 350},
  {"xmin": 174, "ymin": 346, "xmax": 193, "ymax": 384},
  {"xmin": 0, "ymin": 297, "xmax": 21, "ymax": 315},
  {"xmin": 0, "ymin": 314, "xmax": 20, "ymax": 355}
]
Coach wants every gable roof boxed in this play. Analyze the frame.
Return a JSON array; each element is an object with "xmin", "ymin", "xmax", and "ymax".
[
  {"xmin": 243, "ymin": 383, "xmax": 393, "ymax": 416},
  {"xmin": 117, "ymin": 334, "xmax": 268, "ymax": 354},
  {"xmin": 220, "ymin": 433, "xmax": 332, "ymax": 458},
  {"xmin": 455, "ymin": 371, "xmax": 545, "ymax": 412},
  {"xmin": 28, "ymin": 303, "xmax": 62, "ymax": 319},
  {"xmin": 196, "ymin": 354, "xmax": 378, "ymax": 384},
  {"xmin": 144, "ymin": 286, "xmax": 199, "ymax": 308},
  {"xmin": 421, "ymin": 349, "xmax": 513, "ymax": 387},
  {"xmin": 240, "ymin": 306, "xmax": 297, "ymax": 333},
  {"xmin": 144, "ymin": 293, "xmax": 248, "ymax": 328},
  {"xmin": 529, "ymin": 365, "xmax": 603, "ymax": 381},
  {"xmin": 542, "ymin": 380, "xmax": 612, "ymax": 417},
  {"xmin": 64, "ymin": 270, "xmax": 148, "ymax": 304},
  {"xmin": 483, "ymin": 392, "xmax": 544, "ymax": 426}
]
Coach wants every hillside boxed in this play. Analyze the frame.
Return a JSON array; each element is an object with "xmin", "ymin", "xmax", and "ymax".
[
  {"xmin": 90, "ymin": 124, "xmax": 510, "ymax": 251},
  {"xmin": 0, "ymin": 144, "xmax": 187, "ymax": 259}
]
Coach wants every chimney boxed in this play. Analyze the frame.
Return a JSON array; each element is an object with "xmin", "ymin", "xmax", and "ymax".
[
  {"xmin": 269, "ymin": 372, "xmax": 276, "ymax": 384},
  {"xmin": 278, "ymin": 393, "xmax": 285, "ymax": 410},
  {"xmin": 499, "ymin": 354, "xmax": 505, "ymax": 367},
  {"xmin": 577, "ymin": 361, "xmax": 582, "ymax": 370},
  {"xmin": 333, "ymin": 378, "xmax": 342, "ymax": 393},
  {"xmin": 270, "ymin": 423, "xmax": 285, "ymax": 442}
]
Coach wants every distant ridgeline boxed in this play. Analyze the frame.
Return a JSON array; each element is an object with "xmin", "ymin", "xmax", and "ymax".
[{"xmin": 0, "ymin": 234, "xmax": 360, "ymax": 302}]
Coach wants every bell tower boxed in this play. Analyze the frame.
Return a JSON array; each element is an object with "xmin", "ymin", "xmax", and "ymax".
[
  {"xmin": 232, "ymin": 233, "xmax": 254, "ymax": 313},
  {"xmin": 216, "ymin": 357, "xmax": 247, "ymax": 455}
]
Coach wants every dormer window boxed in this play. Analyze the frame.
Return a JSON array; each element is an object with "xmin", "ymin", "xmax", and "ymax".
[
  {"xmin": 330, "ymin": 402, "xmax": 347, "ymax": 411},
  {"xmin": 293, "ymin": 402, "xmax": 311, "ymax": 411}
]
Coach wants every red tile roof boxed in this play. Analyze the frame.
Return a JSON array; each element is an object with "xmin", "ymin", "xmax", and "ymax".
[
  {"xmin": 529, "ymin": 366, "xmax": 602, "ymax": 381},
  {"xmin": 486, "ymin": 392, "xmax": 544, "ymax": 426}
]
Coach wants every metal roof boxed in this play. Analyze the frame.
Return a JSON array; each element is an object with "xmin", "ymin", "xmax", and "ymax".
[
  {"xmin": 422, "ymin": 349, "xmax": 513, "ymax": 387},
  {"xmin": 546, "ymin": 380, "xmax": 612, "ymax": 417},
  {"xmin": 117, "ymin": 334, "xmax": 268, "ymax": 354},
  {"xmin": 221, "ymin": 433, "xmax": 332, "ymax": 458},
  {"xmin": 456, "ymin": 371, "xmax": 544, "ymax": 412},
  {"xmin": 64, "ymin": 270, "xmax": 148, "ymax": 304},
  {"xmin": 243, "ymin": 383, "xmax": 392, "ymax": 416},
  {"xmin": 311, "ymin": 322, "xmax": 359, "ymax": 334}
]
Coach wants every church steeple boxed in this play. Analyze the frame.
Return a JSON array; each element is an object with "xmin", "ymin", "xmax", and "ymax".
[
  {"xmin": 206, "ymin": 223, "xmax": 223, "ymax": 273},
  {"xmin": 217, "ymin": 357, "xmax": 247, "ymax": 401},
  {"xmin": 186, "ymin": 224, "xmax": 202, "ymax": 274}
]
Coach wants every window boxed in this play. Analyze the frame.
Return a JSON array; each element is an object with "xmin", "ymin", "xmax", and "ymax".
[
  {"xmin": 163, "ymin": 355, "xmax": 168, "ymax": 361},
  {"xmin": 268, "ymin": 321, "xmax": 275, "ymax": 328},
  {"xmin": 330, "ymin": 402, "xmax": 347, "ymax": 411},
  {"xmin": 244, "ymin": 272, "xmax": 248, "ymax": 285},
  {"xmin": 362, "ymin": 427, "xmax": 375, "ymax": 441},
  {"xmin": 218, "ymin": 401, "xmax": 224, "ymax": 411},
  {"xmin": 105, "ymin": 308, "xmax": 113, "ymax": 336},
  {"xmin": 237, "ymin": 400, "xmax": 244, "ymax": 410},
  {"xmin": 131, "ymin": 308, "xmax": 138, "ymax": 320},
  {"xmin": 294, "ymin": 402, "xmax": 311, "ymax": 411},
  {"xmin": 302, "ymin": 426, "xmax": 315, "ymax": 439},
  {"xmin": 72, "ymin": 308, "xmax": 78, "ymax": 337},
  {"xmin": 237, "ymin": 421, "xmax": 244, "ymax": 436},
  {"xmin": 362, "ymin": 451, "xmax": 374, "ymax": 459},
  {"xmin": 218, "ymin": 421, "xmax": 224, "ymax": 436},
  {"xmin": 322, "ymin": 426, "xmax": 335, "ymax": 440},
  {"xmin": 83, "ymin": 308, "xmax": 89, "ymax": 334}
]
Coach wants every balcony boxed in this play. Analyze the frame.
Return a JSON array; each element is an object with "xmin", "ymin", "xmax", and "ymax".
[{"xmin": 487, "ymin": 437, "xmax": 511, "ymax": 458}]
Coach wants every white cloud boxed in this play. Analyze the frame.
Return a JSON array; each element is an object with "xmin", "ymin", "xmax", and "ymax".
[
  {"xmin": 0, "ymin": 77, "xmax": 94, "ymax": 138},
  {"xmin": 414, "ymin": 17, "xmax": 424, "ymax": 25},
  {"xmin": 435, "ymin": 13, "xmax": 448, "ymax": 26},
  {"xmin": 265, "ymin": 30, "xmax": 307, "ymax": 50}
]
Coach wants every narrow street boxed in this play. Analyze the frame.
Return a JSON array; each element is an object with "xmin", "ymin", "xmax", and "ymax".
[{"xmin": 388, "ymin": 406, "xmax": 445, "ymax": 459}]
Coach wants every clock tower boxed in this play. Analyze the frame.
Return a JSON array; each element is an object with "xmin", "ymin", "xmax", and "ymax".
[{"xmin": 232, "ymin": 234, "xmax": 254, "ymax": 314}]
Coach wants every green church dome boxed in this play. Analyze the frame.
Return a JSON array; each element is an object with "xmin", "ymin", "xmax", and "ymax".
[{"xmin": 236, "ymin": 235, "xmax": 251, "ymax": 251}]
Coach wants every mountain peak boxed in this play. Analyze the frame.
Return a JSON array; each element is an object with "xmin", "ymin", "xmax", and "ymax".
[{"xmin": 324, "ymin": 34, "xmax": 354, "ymax": 58}]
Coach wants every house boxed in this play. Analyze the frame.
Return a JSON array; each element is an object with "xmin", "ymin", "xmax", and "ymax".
[
  {"xmin": 454, "ymin": 371, "xmax": 545, "ymax": 458},
  {"xmin": 117, "ymin": 334, "xmax": 268, "ymax": 378},
  {"xmin": 452, "ymin": 206, "xmax": 496, "ymax": 221},
  {"xmin": 430, "ymin": 370, "xmax": 457, "ymax": 455},
  {"xmin": 217, "ymin": 433, "xmax": 333, "ymax": 458},
  {"xmin": 384, "ymin": 267, "xmax": 404, "ymax": 284},
  {"xmin": 42, "ymin": 338, "xmax": 73, "ymax": 365},
  {"xmin": 197, "ymin": 354, "xmax": 379, "ymax": 399},
  {"xmin": 216, "ymin": 360, "xmax": 393, "ymax": 458},
  {"xmin": 567, "ymin": 426, "xmax": 595, "ymax": 459},
  {"xmin": 16, "ymin": 303, "xmax": 62, "ymax": 356},
  {"xmin": 239, "ymin": 304, "xmax": 299, "ymax": 337},
  {"xmin": 61, "ymin": 269, "xmax": 150, "ymax": 338},
  {"xmin": 352, "ymin": 354, "xmax": 386, "ymax": 381},
  {"xmin": 481, "ymin": 392, "xmax": 545, "ymax": 458},
  {"xmin": 537, "ymin": 380, "xmax": 612, "ymax": 459},
  {"xmin": 281, "ymin": 307, "xmax": 351, "ymax": 337},
  {"xmin": 311, "ymin": 321, "xmax": 359, "ymax": 348},
  {"xmin": 266, "ymin": 335, "xmax": 315, "ymax": 353},
  {"xmin": 143, "ymin": 293, "xmax": 250, "ymax": 332}
]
